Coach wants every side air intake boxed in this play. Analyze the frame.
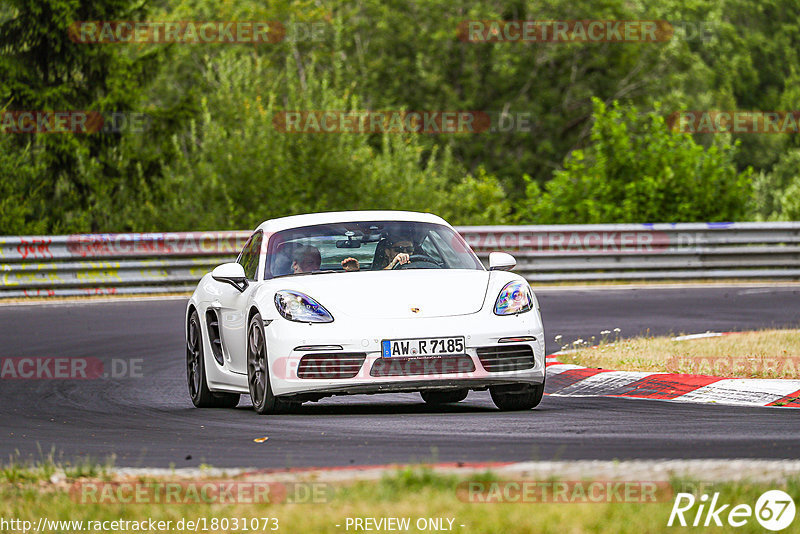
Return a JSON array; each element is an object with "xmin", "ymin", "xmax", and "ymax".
[{"xmin": 205, "ymin": 310, "xmax": 224, "ymax": 365}]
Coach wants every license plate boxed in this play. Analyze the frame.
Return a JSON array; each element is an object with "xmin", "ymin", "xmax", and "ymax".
[{"xmin": 381, "ymin": 336, "xmax": 465, "ymax": 358}]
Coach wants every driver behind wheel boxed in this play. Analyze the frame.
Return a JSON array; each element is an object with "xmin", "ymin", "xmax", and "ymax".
[{"xmin": 381, "ymin": 237, "xmax": 415, "ymax": 270}]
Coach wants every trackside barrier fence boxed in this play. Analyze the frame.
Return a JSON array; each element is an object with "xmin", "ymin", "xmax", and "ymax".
[{"xmin": 1, "ymin": 222, "xmax": 799, "ymax": 298}]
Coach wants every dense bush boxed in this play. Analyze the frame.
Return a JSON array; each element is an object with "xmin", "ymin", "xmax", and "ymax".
[
  {"xmin": 752, "ymin": 150, "xmax": 800, "ymax": 220},
  {"xmin": 0, "ymin": 0, "xmax": 798, "ymax": 234},
  {"xmin": 519, "ymin": 99, "xmax": 753, "ymax": 223},
  {"xmin": 120, "ymin": 50, "xmax": 510, "ymax": 231}
]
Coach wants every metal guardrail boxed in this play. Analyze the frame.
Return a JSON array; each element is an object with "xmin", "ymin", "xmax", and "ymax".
[
  {"xmin": 461, "ymin": 222, "xmax": 800, "ymax": 282},
  {"xmin": 1, "ymin": 222, "xmax": 799, "ymax": 297},
  {"xmin": 0, "ymin": 232, "xmax": 248, "ymax": 298}
]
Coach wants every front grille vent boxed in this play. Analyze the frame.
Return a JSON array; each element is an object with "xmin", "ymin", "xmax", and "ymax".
[
  {"xmin": 297, "ymin": 353, "xmax": 366, "ymax": 379},
  {"xmin": 476, "ymin": 345, "xmax": 535, "ymax": 372}
]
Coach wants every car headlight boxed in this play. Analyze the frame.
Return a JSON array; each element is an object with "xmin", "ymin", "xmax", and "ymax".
[
  {"xmin": 494, "ymin": 281, "xmax": 533, "ymax": 315},
  {"xmin": 274, "ymin": 290, "xmax": 334, "ymax": 323}
]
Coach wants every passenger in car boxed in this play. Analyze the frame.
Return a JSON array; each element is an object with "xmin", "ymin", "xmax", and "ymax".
[
  {"xmin": 272, "ymin": 242, "xmax": 296, "ymax": 276},
  {"xmin": 341, "ymin": 257, "xmax": 360, "ymax": 271},
  {"xmin": 291, "ymin": 245, "xmax": 322, "ymax": 273}
]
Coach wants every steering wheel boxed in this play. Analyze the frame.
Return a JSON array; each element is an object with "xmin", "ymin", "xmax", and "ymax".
[{"xmin": 392, "ymin": 254, "xmax": 442, "ymax": 270}]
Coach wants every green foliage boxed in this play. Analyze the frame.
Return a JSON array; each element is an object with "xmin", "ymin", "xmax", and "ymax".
[
  {"xmin": 0, "ymin": 135, "xmax": 47, "ymax": 235},
  {"xmin": 0, "ymin": 0, "xmax": 162, "ymax": 233},
  {"xmin": 519, "ymin": 98, "xmax": 752, "ymax": 223},
  {"xmin": 1, "ymin": 0, "xmax": 799, "ymax": 235},
  {"xmin": 332, "ymin": 0, "xmax": 685, "ymax": 197},
  {"xmin": 367, "ymin": 467, "xmax": 459, "ymax": 500},
  {"xmin": 130, "ymin": 49, "xmax": 510, "ymax": 231},
  {"xmin": 0, "ymin": 447, "xmax": 112, "ymax": 484},
  {"xmin": 752, "ymin": 149, "xmax": 800, "ymax": 220},
  {"xmin": 779, "ymin": 180, "xmax": 800, "ymax": 220}
]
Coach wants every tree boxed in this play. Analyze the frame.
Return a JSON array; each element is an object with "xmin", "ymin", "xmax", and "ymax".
[
  {"xmin": 146, "ymin": 49, "xmax": 510, "ymax": 231},
  {"xmin": 519, "ymin": 98, "xmax": 752, "ymax": 223},
  {"xmin": 0, "ymin": 0, "xmax": 156, "ymax": 232}
]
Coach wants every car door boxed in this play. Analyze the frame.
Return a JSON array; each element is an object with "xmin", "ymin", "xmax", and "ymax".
[{"xmin": 214, "ymin": 230, "xmax": 262, "ymax": 375}]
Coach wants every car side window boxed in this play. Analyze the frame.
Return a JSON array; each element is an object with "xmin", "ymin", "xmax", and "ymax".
[
  {"xmin": 419, "ymin": 234, "xmax": 444, "ymax": 264},
  {"xmin": 237, "ymin": 231, "xmax": 263, "ymax": 281},
  {"xmin": 427, "ymin": 230, "xmax": 467, "ymax": 268},
  {"xmin": 236, "ymin": 236, "xmax": 252, "ymax": 269}
]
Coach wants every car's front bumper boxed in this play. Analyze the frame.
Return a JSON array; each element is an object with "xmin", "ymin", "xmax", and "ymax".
[{"xmin": 264, "ymin": 310, "xmax": 545, "ymax": 397}]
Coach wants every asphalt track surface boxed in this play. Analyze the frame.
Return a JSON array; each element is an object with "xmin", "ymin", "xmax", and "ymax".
[{"xmin": 1, "ymin": 285, "xmax": 799, "ymax": 468}]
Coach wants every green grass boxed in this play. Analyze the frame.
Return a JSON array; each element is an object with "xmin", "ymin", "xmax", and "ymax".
[
  {"xmin": 1, "ymin": 450, "xmax": 113, "ymax": 484},
  {"xmin": 1, "ymin": 463, "xmax": 798, "ymax": 533}
]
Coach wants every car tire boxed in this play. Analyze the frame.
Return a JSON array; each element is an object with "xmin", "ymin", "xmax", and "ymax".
[
  {"xmin": 420, "ymin": 389, "xmax": 469, "ymax": 405},
  {"xmin": 187, "ymin": 310, "xmax": 240, "ymax": 408},
  {"xmin": 247, "ymin": 313, "xmax": 295, "ymax": 415},
  {"xmin": 490, "ymin": 382, "xmax": 545, "ymax": 411}
]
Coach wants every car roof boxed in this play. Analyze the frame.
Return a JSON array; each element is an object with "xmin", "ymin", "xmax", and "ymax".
[{"xmin": 255, "ymin": 210, "xmax": 451, "ymax": 234}]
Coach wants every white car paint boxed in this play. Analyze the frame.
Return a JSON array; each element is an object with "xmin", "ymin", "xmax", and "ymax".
[{"xmin": 186, "ymin": 210, "xmax": 545, "ymax": 404}]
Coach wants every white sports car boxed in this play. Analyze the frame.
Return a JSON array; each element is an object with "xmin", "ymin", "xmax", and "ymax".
[{"xmin": 185, "ymin": 211, "xmax": 545, "ymax": 413}]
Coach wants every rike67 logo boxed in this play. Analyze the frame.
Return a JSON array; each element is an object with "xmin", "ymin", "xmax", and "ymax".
[{"xmin": 668, "ymin": 490, "xmax": 796, "ymax": 531}]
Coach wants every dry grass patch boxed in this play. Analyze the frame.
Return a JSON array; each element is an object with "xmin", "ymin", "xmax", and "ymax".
[{"xmin": 559, "ymin": 329, "xmax": 800, "ymax": 378}]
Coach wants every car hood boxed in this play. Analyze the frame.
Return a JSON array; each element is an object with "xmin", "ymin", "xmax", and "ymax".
[{"xmin": 270, "ymin": 269, "xmax": 492, "ymax": 319}]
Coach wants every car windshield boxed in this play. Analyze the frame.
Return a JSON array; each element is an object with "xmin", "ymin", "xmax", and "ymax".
[{"xmin": 265, "ymin": 221, "xmax": 484, "ymax": 278}]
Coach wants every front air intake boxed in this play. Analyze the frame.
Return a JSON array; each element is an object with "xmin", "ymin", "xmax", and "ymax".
[
  {"xmin": 297, "ymin": 353, "xmax": 366, "ymax": 379},
  {"xmin": 476, "ymin": 345, "xmax": 535, "ymax": 372}
]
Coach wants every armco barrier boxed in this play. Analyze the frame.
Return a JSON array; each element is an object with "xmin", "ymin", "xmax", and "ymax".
[{"xmin": 1, "ymin": 223, "xmax": 799, "ymax": 297}]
